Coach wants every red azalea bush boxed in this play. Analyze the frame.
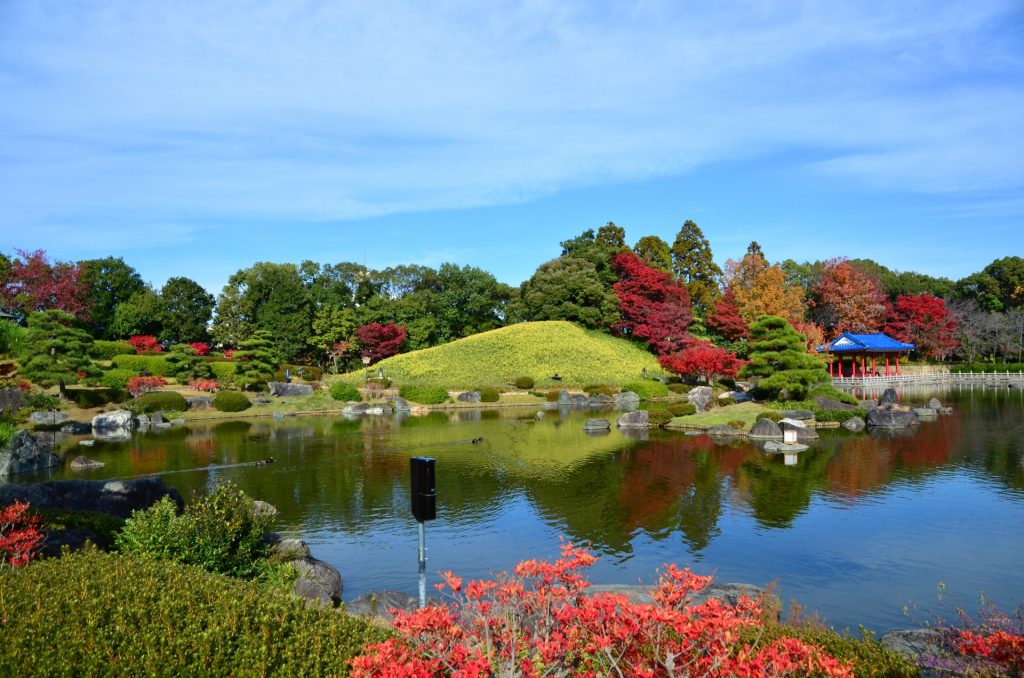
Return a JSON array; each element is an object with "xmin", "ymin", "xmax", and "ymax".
[
  {"xmin": 188, "ymin": 342, "xmax": 211, "ymax": 356},
  {"xmin": 127, "ymin": 375, "xmax": 167, "ymax": 397},
  {"xmin": 189, "ymin": 379, "xmax": 218, "ymax": 393},
  {"xmin": 128, "ymin": 335, "xmax": 162, "ymax": 354},
  {"xmin": 923, "ymin": 602, "xmax": 1024, "ymax": 676},
  {"xmin": 223, "ymin": 349, "xmax": 234, "ymax": 360},
  {"xmin": 351, "ymin": 543, "xmax": 851, "ymax": 677},
  {"xmin": 0, "ymin": 501, "xmax": 44, "ymax": 569}
]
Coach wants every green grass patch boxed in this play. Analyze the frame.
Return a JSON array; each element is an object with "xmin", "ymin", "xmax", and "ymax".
[
  {"xmin": 345, "ymin": 321, "xmax": 667, "ymax": 388},
  {"xmin": 665, "ymin": 402, "xmax": 771, "ymax": 431}
]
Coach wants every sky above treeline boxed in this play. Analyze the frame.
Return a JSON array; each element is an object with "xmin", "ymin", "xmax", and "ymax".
[{"xmin": 1, "ymin": 1, "xmax": 1022, "ymax": 295}]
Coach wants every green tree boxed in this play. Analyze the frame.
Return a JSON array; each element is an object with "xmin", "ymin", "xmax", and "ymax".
[
  {"xmin": 559, "ymin": 226, "xmax": 624, "ymax": 286},
  {"xmin": 109, "ymin": 288, "xmax": 164, "ymax": 339},
  {"xmin": 165, "ymin": 343, "xmax": 212, "ymax": 382},
  {"xmin": 739, "ymin": 315, "xmax": 829, "ymax": 401},
  {"xmin": 78, "ymin": 257, "xmax": 146, "ymax": 339},
  {"xmin": 595, "ymin": 221, "xmax": 627, "ymax": 250},
  {"xmin": 670, "ymin": 220, "xmax": 722, "ymax": 313},
  {"xmin": 233, "ymin": 330, "xmax": 280, "ymax": 389},
  {"xmin": 510, "ymin": 257, "xmax": 619, "ymax": 329},
  {"xmin": 982, "ymin": 256, "xmax": 1024, "ymax": 311},
  {"xmin": 301, "ymin": 261, "xmax": 379, "ymax": 310},
  {"xmin": 161, "ymin": 277, "xmax": 215, "ymax": 344},
  {"xmin": 18, "ymin": 310, "xmax": 98, "ymax": 387},
  {"xmin": 307, "ymin": 304, "xmax": 358, "ymax": 371},
  {"xmin": 633, "ymin": 236, "xmax": 673, "ymax": 273},
  {"xmin": 955, "ymin": 272, "xmax": 1003, "ymax": 312}
]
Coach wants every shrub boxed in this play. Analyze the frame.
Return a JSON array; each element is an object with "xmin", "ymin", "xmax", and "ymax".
[
  {"xmin": 128, "ymin": 375, "xmax": 168, "ymax": 397},
  {"xmin": 65, "ymin": 387, "xmax": 127, "ymax": 409},
  {"xmin": 545, "ymin": 389, "xmax": 561, "ymax": 402},
  {"xmin": 717, "ymin": 377, "xmax": 737, "ymax": 389},
  {"xmin": 621, "ymin": 380, "xmax": 669, "ymax": 399},
  {"xmin": 583, "ymin": 383, "xmax": 616, "ymax": 396},
  {"xmin": 398, "ymin": 385, "xmax": 448, "ymax": 405},
  {"xmin": 111, "ymin": 354, "xmax": 173, "ymax": 376},
  {"xmin": 646, "ymin": 408, "xmax": 673, "ymax": 427},
  {"xmin": 116, "ymin": 484, "xmax": 274, "ymax": 580},
  {"xmin": 367, "ymin": 376, "xmax": 392, "ymax": 389},
  {"xmin": 188, "ymin": 342, "xmax": 210, "ymax": 356},
  {"xmin": 667, "ymin": 383, "xmax": 687, "ymax": 394},
  {"xmin": 0, "ymin": 549, "xmax": 389, "ymax": 676},
  {"xmin": 213, "ymin": 390, "xmax": 252, "ymax": 412},
  {"xmin": 101, "ymin": 368, "xmax": 136, "ymax": 389},
  {"xmin": 127, "ymin": 335, "xmax": 162, "ymax": 353},
  {"xmin": 668, "ymin": 403, "xmax": 696, "ymax": 417},
  {"xmin": 813, "ymin": 407, "xmax": 867, "ymax": 424},
  {"xmin": 130, "ymin": 391, "xmax": 189, "ymax": 414},
  {"xmin": 479, "ymin": 386, "xmax": 500, "ymax": 402},
  {"xmin": 728, "ymin": 419, "xmax": 746, "ymax": 430},
  {"xmin": 24, "ymin": 390, "xmax": 60, "ymax": 411},
  {"xmin": 0, "ymin": 500, "xmax": 43, "ymax": 568},
  {"xmin": 189, "ymin": 379, "xmax": 218, "ymax": 393},
  {"xmin": 90, "ymin": 340, "xmax": 135, "ymax": 360},
  {"xmin": 329, "ymin": 382, "xmax": 361, "ymax": 402},
  {"xmin": 514, "ymin": 376, "xmax": 535, "ymax": 389},
  {"xmin": 758, "ymin": 411, "xmax": 784, "ymax": 423},
  {"xmin": 0, "ymin": 423, "xmax": 17, "ymax": 447},
  {"xmin": 719, "ymin": 396, "xmax": 737, "ymax": 406},
  {"xmin": 209, "ymin": 361, "xmax": 237, "ymax": 380}
]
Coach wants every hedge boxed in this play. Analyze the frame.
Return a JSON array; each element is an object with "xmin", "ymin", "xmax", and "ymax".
[
  {"xmin": 646, "ymin": 408, "xmax": 673, "ymax": 427},
  {"xmin": 479, "ymin": 386, "xmax": 500, "ymax": 402},
  {"xmin": 101, "ymin": 368, "xmax": 136, "ymax": 389},
  {"xmin": 111, "ymin": 354, "xmax": 173, "ymax": 377},
  {"xmin": 89, "ymin": 340, "xmax": 135, "ymax": 360},
  {"xmin": 131, "ymin": 391, "xmax": 189, "ymax": 414},
  {"xmin": 621, "ymin": 380, "xmax": 669, "ymax": 399},
  {"xmin": 0, "ymin": 549, "xmax": 390, "ymax": 676},
  {"xmin": 583, "ymin": 384, "xmax": 615, "ymax": 396},
  {"xmin": 398, "ymin": 384, "xmax": 449, "ymax": 405},
  {"xmin": 514, "ymin": 376, "xmax": 535, "ymax": 389},
  {"xmin": 64, "ymin": 387, "xmax": 128, "ymax": 409},
  {"xmin": 209, "ymin": 361, "xmax": 238, "ymax": 380},
  {"xmin": 330, "ymin": 382, "xmax": 361, "ymax": 402},
  {"xmin": 213, "ymin": 391, "xmax": 252, "ymax": 412},
  {"xmin": 667, "ymin": 403, "xmax": 696, "ymax": 417}
]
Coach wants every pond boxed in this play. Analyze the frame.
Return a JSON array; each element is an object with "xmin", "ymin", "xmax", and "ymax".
[{"xmin": 21, "ymin": 386, "xmax": 1024, "ymax": 632}]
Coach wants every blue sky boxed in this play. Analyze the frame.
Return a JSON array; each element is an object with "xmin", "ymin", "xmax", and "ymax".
[{"xmin": 1, "ymin": 1, "xmax": 1022, "ymax": 295}]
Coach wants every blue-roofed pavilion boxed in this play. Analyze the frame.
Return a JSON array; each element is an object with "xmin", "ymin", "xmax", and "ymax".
[{"xmin": 816, "ymin": 332, "xmax": 915, "ymax": 377}]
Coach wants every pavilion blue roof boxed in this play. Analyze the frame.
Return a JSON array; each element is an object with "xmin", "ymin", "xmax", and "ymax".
[{"xmin": 816, "ymin": 332, "xmax": 915, "ymax": 353}]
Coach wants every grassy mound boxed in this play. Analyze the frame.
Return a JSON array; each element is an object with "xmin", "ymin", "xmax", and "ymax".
[
  {"xmin": 350, "ymin": 321, "xmax": 667, "ymax": 388},
  {"xmin": 0, "ymin": 549, "xmax": 389, "ymax": 676}
]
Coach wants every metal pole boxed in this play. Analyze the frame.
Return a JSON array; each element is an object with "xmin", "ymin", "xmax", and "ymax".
[{"xmin": 417, "ymin": 521, "xmax": 426, "ymax": 608}]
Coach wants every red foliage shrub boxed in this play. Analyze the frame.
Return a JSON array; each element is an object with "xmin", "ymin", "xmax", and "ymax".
[
  {"xmin": 659, "ymin": 341, "xmax": 744, "ymax": 384},
  {"xmin": 0, "ymin": 501, "xmax": 44, "ymax": 569},
  {"xmin": 611, "ymin": 251, "xmax": 693, "ymax": 356},
  {"xmin": 351, "ymin": 543, "xmax": 851, "ymax": 677},
  {"xmin": 355, "ymin": 323, "xmax": 407, "ymax": 363},
  {"xmin": 223, "ymin": 349, "xmax": 235, "ymax": 360},
  {"xmin": 128, "ymin": 375, "xmax": 167, "ymax": 397},
  {"xmin": 956, "ymin": 629, "xmax": 1024, "ymax": 673},
  {"xmin": 128, "ymin": 335, "xmax": 162, "ymax": 354},
  {"xmin": 188, "ymin": 342, "xmax": 211, "ymax": 356},
  {"xmin": 189, "ymin": 379, "xmax": 218, "ymax": 392},
  {"xmin": 707, "ymin": 287, "xmax": 749, "ymax": 341}
]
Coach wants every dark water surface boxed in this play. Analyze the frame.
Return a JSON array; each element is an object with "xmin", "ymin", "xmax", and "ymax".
[{"xmin": 24, "ymin": 387, "xmax": 1024, "ymax": 632}]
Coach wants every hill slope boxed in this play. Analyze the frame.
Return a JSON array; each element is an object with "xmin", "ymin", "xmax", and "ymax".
[{"xmin": 356, "ymin": 321, "xmax": 667, "ymax": 388}]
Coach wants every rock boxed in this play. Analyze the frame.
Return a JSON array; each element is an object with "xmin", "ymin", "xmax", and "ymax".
[
  {"xmin": 456, "ymin": 390, "xmax": 481, "ymax": 403},
  {"xmin": 568, "ymin": 394, "xmax": 589, "ymax": 406},
  {"xmin": 913, "ymin": 407, "xmax": 938, "ymax": 420},
  {"xmin": 842, "ymin": 416, "xmax": 865, "ymax": 432},
  {"xmin": 268, "ymin": 382, "xmax": 314, "ymax": 397},
  {"xmin": 253, "ymin": 396, "xmax": 271, "ymax": 405},
  {"xmin": 92, "ymin": 428, "xmax": 131, "ymax": 442},
  {"xmin": 748, "ymin": 418, "xmax": 783, "ymax": 439},
  {"xmin": 69, "ymin": 455, "xmax": 105, "ymax": 470},
  {"xmin": 557, "ymin": 389, "xmax": 570, "ymax": 405},
  {"xmin": 780, "ymin": 409, "xmax": 814, "ymax": 421},
  {"xmin": 135, "ymin": 414, "xmax": 150, "ymax": 426},
  {"xmin": 583, "ymin": 419, "xmax": 611, "ymax": 431},
  {"xmin": 272, "ymin": 411, "xmax": 285, "ymax": 420},
  {"xmin": 0, "ymin": 387, "xmax": 28, "ymax": 413},
  {"xmin": 616, "ymin": 410, "xmax": 649, "ymax": 429},
  {"xmin": 170, "ymin": 418, "xmax": 185, "ymax": 426},
  {"xmin": 813, "ymin": 396, "xmax": 855, "ymax": 411},
  {"xmin": 722, "ymin": 390, "xmax": 753, "ymax": 403},
  {"xmin": 390, "ymin": 397, "xmax": 411, "ymax": 412},
  {"xmin": 154, "ymin": 422, "xmax": 171, "ymax": 430},
  {"xmin": 186, "ymin": 396, "xmax": 214, "ymax": 409},
  {"xmin": 40, "ymin": 527, "xmax": 104, "ymax": 557},
  {"xmin": 735, "ymin": 382, "xmax": 753, "ymax": 392},
  {"xmin": 866, "ymin": 406, "xmax": 919, "ymax": 429},
  {"xmin": 252, "ymin": 500, "xmax": 279, "ymax": 520},
  {"xmin": 860, "ymin": 399, "xmax": 878, "ymax": 409},
  {"xmin": 347, "ymin": 590, "xmax": 419, "ymax": 623},
  {"xmin": 151, "ymin": 411, "xmax": 165, "ymax": 425},
  {"xmin": 687, "ymin": 386, "xmax": 713, "ymax": 412},
  {"xmin": 290, "ymin": 557, "xmax": 343, "ymax": 605},
  {"xmin": 0, "ymin": 477, "xmax": 183, "ymax": 517},
  {"xmin": 30, "ymin": 411, "xmax": 69, "ymax": 425},
  {"xmin": 60, "ymin": 422, "xmax": 92, "ymax": 435},
  {"xmin": 266, "ymin": 534, "xmax": 310, "ymax": 560},
  {"xmin": 764, "ymin": 441, "xmax": 809, "ymax": 452},
  {"xmin": 0, "ymin": 431, "xmax": 61, "ymax": 476},
  {"xmin": 535, "ymin": 411, "xmax": 545, "ymax": 420},
  {"xmin": 612, "ymin": 391, "xmax": 640, "ymax": 409},
  {"xmin": 364, "ymin": 406, "xmax": 385, "ymax": 415},
  {"xmin": 342, "ymin": 402, "xmax": 370, "ymax": 415},
  {"xmin": 938, "ymin": 406, "xmax": 953, "ymax": 415},
  {"xmin": 78, "ymin": 439, "xmax": 95, "ymax": 447},
  {"xmin": 927, "ymin": 397, "xmax": 942, "ymax": 409},
  {"xmin": 91, "ymin": 409, "xmax": 134, "ymax": 430},
  {"xmin": 587, "ymin": 394, "xmax": 614, "ymax": 407},
  {"xmin": 707, "ymin": 424, "xmax": 743, "ymax": 437},
  {"xmin": 879, "ymin": 388, "xmax": 899, "ymax": 406},
  {"xmin": 879, "ymin": 629, "xmax": 955, "ymax": 671}
]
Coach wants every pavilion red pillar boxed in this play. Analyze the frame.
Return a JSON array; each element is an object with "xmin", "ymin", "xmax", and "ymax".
[
  {"xmin": 871, "ymin": 355, "xmax": 876, "ymax": 375},
  {"xmin": 861, "ymin": 354, "xmax": 866, "ymax": 376},
  {"xmin": 896, "ymin": 355, "xmax": 900, "ymax": 376},
  {"xmin": 828, "ymin": 358, "xmax": 833, "ymax": 377},
  {"xmin": 885, "ymin": 354, "xmax": 890, "ymax": 376}
]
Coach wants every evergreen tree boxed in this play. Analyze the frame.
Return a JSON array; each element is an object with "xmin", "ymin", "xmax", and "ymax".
[
  {"xmin": 110, "ymin": 288, "xmax": 164, "ymax": 339},
  {"xmin": 161, "ymin": 277, "xmax": 215, "ymax": 344},
  {"xmin": 739, "ymin": 315, "xmax": 829, "ymax": 401},
  {"xmin": 633, "ymin": 236, "xmax": 673, "ymax": 273},
  {"xmin": 511, "ymin": 257, "xmax": 619, "ymax": 329},
  {"xmin": 670, "ymin": 220, "xmax": 722, "ymax": 312},
  {"xmin": 233, "ymin": 330, "xmax": 280, "ymax": 389},
  {"xmin": 78, "ymin": 257, "xmax": 146, "ymax": 339},
  {"xmin": 18, "ymin": 310, "xmax": 98, "ymax": 387},
  {"xmin": 165, "ymin": 343, "xmax": 212, "ymax": 382},
  {"xmin": 595, "ymin": 222, "xmax": 627, "ymax": 250}
]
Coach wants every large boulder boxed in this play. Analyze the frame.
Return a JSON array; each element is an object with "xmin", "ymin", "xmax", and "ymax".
[
  {"xmin": 69, "ymin": 456, "xmax": 105, "ymax": 471},
  {"xmin": 612, "ymin": 391, "xmax": 641, "ymax": 410},
  {"xmin": 0, "ymin": 387, "xmax": 28, "ymax": 413},
  {"xmin": 616, "ymin": 410, "xmax": 649, "ymax": 429},
  {"xmin": 291, "ymin": 557, "xmax": 343, "ymax": 606},
  {"xmin": 91, "ymin": 409, "xmax": 134, "ymax": 430},
  {"xmin": 879, "ymin": 388, "xmax": 899, "ymax": 406},
  {"xmin": 0, "ymin": 431, "xmax": 61, "ymax": 477},
  {"xmin": 842, "ymin": 416, "xmax": 866, "ymax": 432},
  {"xmin": 866, "ymin": 406, "xmax": 919, "ymax": 429},
  {"xmin": 748, "ymin": 418, "xmax": 783, "ymax": 439},
  {"xmin": 185, "ymin": 396, "xmax": 214, "ymax": 409},
  {"xmin": 30, "ymin": 411, "xmax": 69, "ymax": 425},
  {"xmin": 813, "ymin": 396, "xmax": 855, "ymax": 411},
  {"xmin": 687, "ymin": 386, "xmax": 713, "ymax": 413},
  {"xmin": 268, "ymin": 381, "xmax": 314, "ymax": 397},
  {"xmin": 0, "ymin": 477, "xmax": 183, "ymax": 517},
  {"xmin": 456, "ymin": 391, "xmax": 481, "ymax": 403},
  {"xmin": 390, "ymin": 397, "xmax": 412, "ymax": 412},
  {"xmin": 587, "ymin": 394, "xmax": 614, "ymax": 407},
  {"xmin": 583, "ymin": 419, "xmax": 611, "ymax": 431}
]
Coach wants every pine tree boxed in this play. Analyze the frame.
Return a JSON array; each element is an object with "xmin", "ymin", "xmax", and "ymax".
[
  {"xmin": 233, "ymin": 330, "xmax": 280, "ymax": 389},
  {"xmin": 740, "ymin": 315, "xmax": 829, "ymax": 401},
  {"xmin": 18, "ymin": 310, "xmax": 98, "ymax": 387},
  {"xmin": 633, "ymin": 236, "xmax": 673, "ymax": 273},
  {"xmin": 670, "ymin": 220, "xmax": 722, "ymax": 312},
  {"xmin": 165, "ymin": 344, "xmax": 213, "ymax": 382}
]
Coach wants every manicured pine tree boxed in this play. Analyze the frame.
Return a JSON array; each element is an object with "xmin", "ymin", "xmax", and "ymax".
[
  {"xmin": 18, "ymin": 310, "xmax": 98, "ymax": 387},
  {"xmin": 740, "ymin": 315, "xmax": 829, "ymax": 401},
  {"xmin": 165, "ymin": 343, "xmax": 213, "ymax": 382},
  {"xmin": 233, "ymin": 330, "xmax": 280, "ymax": 389},
  {"xmin": 671, "ymin": 220, "xmax": 722, "ymax": 313}
]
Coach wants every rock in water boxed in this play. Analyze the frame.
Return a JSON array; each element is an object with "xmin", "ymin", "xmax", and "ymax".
[
  {"xmin": 612, "ymin": 391, "xmax": 640, "ymax": 410},
  {"xmin": 583, "ymin": 419, "xmax": 610, "ymax": 431},
  {"xmin": 866, "ymin": 407, "xmax": 919, "ymax": 429},
  {"xmin": 928, "ymin": 397, "xmax": 942, "ymax": 409},
  {"xmin": 616, "ymin": 410, "xmax": 649, "ymax": 429},
  {"xmin": 291, "ymin": 557, "xmax": 344, "ymax": 606},
  {"xmin": 91, "ymin": 409, "xmax": 134, "ymax": 430},
  {"xmin": 268, "ymin": 382, "xmax": 314, "ymax": 397},
  {"xmin": 69, "ymin": 455, "xmax": 105, "ymax": 470},
  {"xmin": 456, "ymin": 391, "xmax": 481, "ymax": 403},
  {"xmin": 0, "ymin": 431, "xmax": 61, "ymax": 477},
  {"xmin": 748, "ymin": 418, "xmax": 783, "ymax": 439},
  {"xmin": 842, "ymin": 416, "xmax": 865, "ymax": 432},
  {"xmin": 879, "ymin": 388, "xmax": 899, "ymax": 406}
]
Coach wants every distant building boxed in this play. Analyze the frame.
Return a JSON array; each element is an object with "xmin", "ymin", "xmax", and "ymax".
[{"xmin": 816, "ymin": 332, "xmax": 915, "ymax": 377}]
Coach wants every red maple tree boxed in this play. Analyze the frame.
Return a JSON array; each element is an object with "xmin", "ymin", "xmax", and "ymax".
[
  {"xmin": 707, "ymin": 287, "xmax": 749, "ymax": 340},
  {"xmin": 0, "ymin": 249, "xmax": 89, "ymax": 318},
  {"xmin": 354, "ymin": 322, "xmax": 407, "ymax": 363},
  {"xmin": 611, "ymin": 251, "xmax": 692, "ymax": 355},
  {"xmin": 809, "ymin": 258, "xmax": 887, "ymax": 333},
  {"xmin": 188, "ymin": 342, "xmax": 210, "ymax": 356},
  {"xmin": 884, "ymin": 294, "xmax": 959, "ymax": 360},
  {"xmin": 128, "ymin": 335, "xmax": 162, "ymax": 354},
  {"xmin": 658, "ymin": 340, "xmax": 744, "ymax": 384}
]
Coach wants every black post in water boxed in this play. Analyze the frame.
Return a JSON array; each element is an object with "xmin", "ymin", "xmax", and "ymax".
[{"xmin": 410, "ymin": 457, "xmax": 436, "ymax": 607}]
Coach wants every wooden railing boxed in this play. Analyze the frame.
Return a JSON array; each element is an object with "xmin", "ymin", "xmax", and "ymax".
[{"xmin": 833, "ymin": 371, "xmax": 1024, "ymax": 387}]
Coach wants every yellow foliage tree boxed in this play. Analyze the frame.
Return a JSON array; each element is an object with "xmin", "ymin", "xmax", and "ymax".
[{"xmin": 723, "ymin": 250, "xmax": 806, "ymax": 324}]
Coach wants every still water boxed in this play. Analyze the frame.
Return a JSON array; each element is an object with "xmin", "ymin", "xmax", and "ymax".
[{"xmin": 26, "ymin": 387, "xmax": 1024, "ymax": 632}]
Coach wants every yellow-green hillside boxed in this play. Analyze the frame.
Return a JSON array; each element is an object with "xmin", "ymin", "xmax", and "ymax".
[{"xmin": 347, "ymin": 321, "xmax": 668, "ymax": 388}]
